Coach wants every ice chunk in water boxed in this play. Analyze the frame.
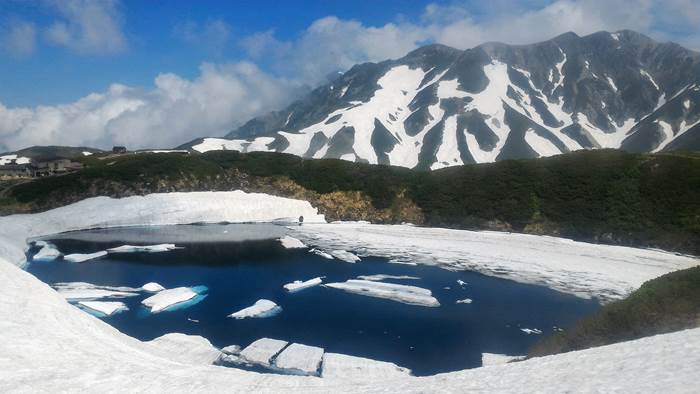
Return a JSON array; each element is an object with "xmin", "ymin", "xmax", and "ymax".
[
  {"xmin": 63, "ymin": 251, "xmax": 108, "ymax": 263},
  {"xmin": 141, "ymin": 282, "xmax": 165, "ymax": 292},
  {"xmin": 32, "ymin": 242, "xmax": 62, "ymax": 261},
  {"xmin": 278, "ymin": 236, "xmax": 306, "ymax": 249},
  {"xmin": 324, "ymin": 280, "xmax": 440, "ymax": 307},
  {"xmin": 330, "ymin": 250, "xmax": 360, "ymax": 263},
  {"xmin": 283, "ymin": 277, "xmax": 322, "ymax": 292},
  {"xmin": 106, "ymin": 244, "xmax": 180, "ymax": 254},
  {"xmin": 229, "ymin": 299, "xmax": 282, "ymax": 319},
  {"xmin": 142, "ymin": 287, "xmax": 198, "ymax": 313}
]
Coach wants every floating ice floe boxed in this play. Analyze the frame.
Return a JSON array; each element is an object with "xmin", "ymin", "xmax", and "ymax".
[
  {"xmin": 142, "ymin": 287, "xmax": 200, "ymax": 313},
  {"xmin": 520, "ymin": 328, "xmax": 543, "ymax": 335},
  {"xmin": 283, "ymin": 277, "xmax": 323, "ymax": 292},
  {"xmin": 456, "ymin": 298, "xmax": 473, "ymax": 304},
  {"xmin": 229, "ymin": 299, "xmax": 282, "ymax": 319},
  {"xmin": 278, "ymin": 236, "xmax": 307, "ymax": 249},
  {"xmin": 141, "ymin": 282, "xmax": 165, "ymax": 292},
  {"xmin": 457, "ymin": 279, "xmax": 467, "ymax": 286},
  {"xmin": 106, "ymin": 244, "xmax": 180, "ymax": 254},
  {"xmin": 78, "ymin": 301, "xmax": 128, "ymax": 317},
  {"xmin": 238, "ymin": 338, "xmax": 289, "ymax": 367},
  {"xmin": 330, "ymin": 250, "xmax": 361, "ymax": 263},
  {"xmin": 274, "ymin": 343, "xmax": 324, "ymax": 376},
  {"xmin": 310, "ymin": 249, "xmax": 333, "ymax": 259},
  {"xmin": 324, "ymin": 280, "xmax": 440, "ymax": 307},
  {"xmin": 32, "ymin": 242, "xmax": 62, "ymax": 261},
  {"xmin": 63, "ymin": 251, "xmax": 108, "ymax": 263},
  {"xmin": 356, "ymin": 274, "xmax": 420, "ymax": 281},
  {"xmin": 54, "ymin": 282, "xmax": 140, "ymax": 300},
  {"xmin": 480, "ymin": 353, "xmax": 525, "ymax": 366}
]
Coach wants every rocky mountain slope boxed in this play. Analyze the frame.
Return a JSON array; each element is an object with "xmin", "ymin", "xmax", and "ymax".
[{"xmin": 183, "ymin": 30, "xmax": 700, "ymax": 169}]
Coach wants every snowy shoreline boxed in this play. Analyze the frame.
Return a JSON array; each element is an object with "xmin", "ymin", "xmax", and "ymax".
[{"xmin": 0, "ymin": 191, "xmax": 699, "ymax": 392}]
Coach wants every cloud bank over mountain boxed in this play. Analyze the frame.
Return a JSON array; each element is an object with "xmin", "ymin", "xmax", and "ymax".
[{"xmin": 0, "ymin": 0, "xmax": 698, "ymax": 151}]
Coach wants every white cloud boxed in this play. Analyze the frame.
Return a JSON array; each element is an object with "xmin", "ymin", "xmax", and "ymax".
[
  {"xmin": 1, "ymin": 19, "xmax": 37, "ymax": 57},
  {"xmin": 0, "ymin": 63, "xmax": 299, "ymax": 151},
  {"xmin": 2, "ymin": 0, "xmax": 699, "ymax": 151},
  {"xmin": 173, "ymin": 19, "xmax": 232, "ymax": 55},
  {"xmin": 241, "ymin": 0, "xmax": 700, "ymax": 86},
  {"xmin": 44, "ymin": 0, "xmax": 127, "ymax": 54},
  {"xmin": 0, "ymin": 19, "xmax": 36, "ymax": 57}
]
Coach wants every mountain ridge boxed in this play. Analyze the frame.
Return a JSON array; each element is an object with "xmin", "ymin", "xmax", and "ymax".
[{"xmin": 181, "ymin": 29, "xmax": 700, "ymax": 169}]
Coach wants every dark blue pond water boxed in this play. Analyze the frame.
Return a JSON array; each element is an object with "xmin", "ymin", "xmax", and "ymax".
[{"xmin": 26, "ymin": 224, "xmax": 600, "ymax": 376}]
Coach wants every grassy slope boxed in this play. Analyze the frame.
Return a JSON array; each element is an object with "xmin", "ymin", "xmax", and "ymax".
[
  {"xmin": 4, "ymin": 149, "xmax": 700, "ymax": 253},
  {"xmin": 529, "ymin": 265, "xmax": 700, "ymax": 357}
]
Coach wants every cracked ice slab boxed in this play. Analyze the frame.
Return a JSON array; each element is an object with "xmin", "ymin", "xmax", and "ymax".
[
  {"xmin": 78, "ymin": 301, "xmax": 128, "ymax": 316},
  {"xmin": 238, "ymin": 338, "xmax": 289, "ymax": 367},
  {"xmin": 324, "ymin": 280, "xmax": 440, "ymax": 307},
  {"xmin": 142, "ymin": 287, "xmax": 197, "ymax": 313},
  {"xmin": 229, "ymin": 299, "xmax": 282, "ymax": 319},
  {"xmin": 274, "ymin": 343, "xmax": 324, "ymax": 376}
]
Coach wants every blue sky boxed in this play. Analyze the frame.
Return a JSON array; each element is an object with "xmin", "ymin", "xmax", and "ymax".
[
  {"xmin": 0, "ymin": 0, "xmax": 698, "ymax": 150},
  {"xmin": 0, "ymin": 0, "xmax": 443, "ymax": 106}
]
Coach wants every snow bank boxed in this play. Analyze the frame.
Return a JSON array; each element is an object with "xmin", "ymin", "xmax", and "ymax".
[
  {"xmin": 283, "ymin": 277, "xmax": 323, "ymax": 292},
  {"xmin": 481, "ymin": 353, "xmax": 524, "ymax": 366},
  {"xmin": 78, "ymin": 301, "xmax": 128, "ymax": 316},
  {"xmin": 290, "ymin": 223, "xmax": 698, "ymax": 302},
  {"xmin": 321, "ymin": 353, "xmax": 412, "ymax": 379},
  {"xmin": 63, "ymin": 251, "xmax": 108, "ymax": 263},
  {"xmin": 148, "ymin": 333, "xmax": 221, "ymax": 365},
  {"xmin": 1, "ymin": 192, "xmax": 700, "ymax": 391},
  {"xmin": 274, "ymin": 343, "xmax": 325, "ymax": 376},
  {"xmin": 279, "ymin": 236, "xmax": 307, "ymax": 249},
  {"xmin": 324, "ymin": 280, "xmax": 440, "ymax": 307},
  {"xmin": 0, "ymin": 154, "xmax": 30, "ymax": 165},
  {"xmin": 107, "ymin": 244, "xmax": 180, "ymax": 253},
  {"xmin": 142, "ymin": 287, "xmax": 198, "ymax": 313},
  {"xmin": 229, "ymin": 299, "xmax": 282, "ymax": 319},
  {"xmin": 0, "ymin": 190, "xmax": 325, "ymax": 268}
]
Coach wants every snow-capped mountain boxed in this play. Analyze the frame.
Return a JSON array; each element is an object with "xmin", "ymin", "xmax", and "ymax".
[{"xmin": 185, "ymin": 30, "xmax": 700, "ymax": 169}]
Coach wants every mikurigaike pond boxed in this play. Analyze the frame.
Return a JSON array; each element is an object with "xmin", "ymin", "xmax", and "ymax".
[{"xmin": 26, "ymin": 224, "xmax": 600, "ymax": 376}]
